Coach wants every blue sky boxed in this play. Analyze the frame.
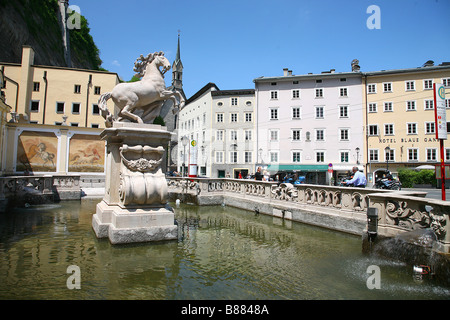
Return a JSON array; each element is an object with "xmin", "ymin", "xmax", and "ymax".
[{"xmin": 72, "ymin": 0, "xmax": 450, "ymax": 98}]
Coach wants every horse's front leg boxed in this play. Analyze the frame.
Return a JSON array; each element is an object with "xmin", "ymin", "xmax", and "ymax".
[{"xmin": 119, "ymin": 103, "xmax": 143, "ymax": 124}]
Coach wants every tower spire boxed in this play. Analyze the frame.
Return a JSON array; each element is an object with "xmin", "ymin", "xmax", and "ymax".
[{"xmin": 172, "ymin": 31, "xmax": 183, "ymax": 90}]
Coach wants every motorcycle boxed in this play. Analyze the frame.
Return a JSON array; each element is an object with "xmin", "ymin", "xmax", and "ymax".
[{"xmin": 374, "ymin": 176, "xmax": 402, "ymax": 190}]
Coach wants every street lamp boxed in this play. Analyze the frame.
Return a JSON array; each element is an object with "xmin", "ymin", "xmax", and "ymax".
[
  {"xmin": 181, "ymin": 135, "xmax": 188, "ymax": 176},
  {"xmin": 385, "ymin": 146, "xmax": 390, "ymax": 171},
  {"xmin": 355, "ymin": 147, "xmax": 360, "ymax": 165}
]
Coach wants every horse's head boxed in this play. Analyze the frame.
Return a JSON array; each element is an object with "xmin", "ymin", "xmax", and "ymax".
[
  {"xmin": 154, "ymin": 53, "xmax": 171, "ymax": 75},
  {"xmin": 133, "ymin": 51, "xmax": 171, "ymax": 78}
]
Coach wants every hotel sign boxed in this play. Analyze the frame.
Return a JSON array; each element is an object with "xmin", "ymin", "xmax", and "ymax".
[{"xmin": 434, "ymin": 83, "xmax": 447, "ymax": 140}]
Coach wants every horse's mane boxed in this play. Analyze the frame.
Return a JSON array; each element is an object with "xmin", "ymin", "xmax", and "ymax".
[{"xmin": 133, "ymin": 51, "xmax": 164, "ymax": 78}]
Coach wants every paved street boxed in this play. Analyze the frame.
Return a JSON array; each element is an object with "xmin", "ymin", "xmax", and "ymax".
[{"xmin": 401, "ymin": 188, "xmax": 450, "ymax": 201}]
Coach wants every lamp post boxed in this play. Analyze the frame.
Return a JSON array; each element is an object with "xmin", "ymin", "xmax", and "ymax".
[
  {"xmin": 181, "ymin": 135, "xmax": 188, "ymax": 176},
  {"xmin": 355, "ymin": 147, "xmax": 360, "ymax": 165},
  {"xmin": 385, "ymin": 146, "xmax": 390, "ymax": 171}
]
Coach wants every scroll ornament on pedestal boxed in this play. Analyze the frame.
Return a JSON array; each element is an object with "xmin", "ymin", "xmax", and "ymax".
[{"xmin": 118, "ymin": 144, "xmax": 168, "ymax": 206}]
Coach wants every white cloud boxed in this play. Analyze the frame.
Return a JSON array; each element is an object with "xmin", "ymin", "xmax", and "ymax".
[{"xmin": 111, "ymin": 60, "xmax": 121, "ymax": 67}]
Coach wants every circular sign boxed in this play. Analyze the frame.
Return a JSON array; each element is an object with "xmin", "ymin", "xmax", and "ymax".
[
  {"xmin": 191, "ymin": 140, "xmax": 196, "ymax": 147},
  {"xmin": 438, "ymin": 86, "xmax": 445, "ymax": 100}
]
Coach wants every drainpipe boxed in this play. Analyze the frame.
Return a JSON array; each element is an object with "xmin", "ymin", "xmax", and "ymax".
[
  {"xmin": 85, "ymin": 74, "xmax": 92, "ymax": 127},
  {"xmin": 42, "ymin": 71, "xmax": 48, "ymax": 124}
]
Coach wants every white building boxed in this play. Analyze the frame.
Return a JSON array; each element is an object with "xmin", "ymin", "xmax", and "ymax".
[
  {"xmin": 254, "ymin": 67, "xmax": 364, "ymax": 184},
  {"xmin": 177, "ymin": 83, "xmax": 255, "ymax": 178}
]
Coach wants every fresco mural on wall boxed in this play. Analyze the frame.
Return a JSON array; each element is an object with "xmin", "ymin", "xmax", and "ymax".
[
  {"xmin": 68, "ymin": 134, "xmax": 105, "ymax": 172},
  {"xmin": 17, "ymin": 131, "xmax": 58, "ymax": 172}
]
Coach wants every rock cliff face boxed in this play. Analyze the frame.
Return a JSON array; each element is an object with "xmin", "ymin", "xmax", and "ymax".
[{"xmin": 0, "ymin": 0, "xmax": 101, "ymax": 70}]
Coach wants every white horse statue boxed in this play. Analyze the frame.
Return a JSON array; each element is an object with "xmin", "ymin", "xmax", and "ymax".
[{"xmin": 98, "ymin": 51, "xmax": 184, "ymax": 127}]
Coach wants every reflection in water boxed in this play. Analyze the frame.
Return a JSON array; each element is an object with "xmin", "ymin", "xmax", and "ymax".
[{"xmin": 0, "ymin": 200, "xmax": 449, "ymax": 300}]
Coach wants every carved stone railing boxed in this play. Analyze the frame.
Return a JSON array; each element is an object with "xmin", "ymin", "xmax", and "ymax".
[
  {"xmin": 0, "ymin": 175, "xmax": 81, "ymax": 208},
  {"xmin": 167, "ymin": 177, "xmax": 450, "ymax": 253}
]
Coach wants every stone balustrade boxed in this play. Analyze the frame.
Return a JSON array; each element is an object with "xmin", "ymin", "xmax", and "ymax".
[
  {"xmin": 0, "ymin": 175, "xmax": 81, "ymax": 210},
  {"xmin": 167, "ymin": 177, "xmax": 449, "ymax": 253}
]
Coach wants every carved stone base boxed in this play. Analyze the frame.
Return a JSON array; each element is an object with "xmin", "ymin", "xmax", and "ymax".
[{"xmin": 92, "ymin": 200, "xmax": 177, "ymax": 244}]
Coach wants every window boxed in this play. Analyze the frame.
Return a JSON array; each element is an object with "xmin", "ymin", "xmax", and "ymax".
[
  {"xmin": 316, "ymin": 151, "xmax": 325, "ymax": 163},
  {"xmin": 369, "ymin": 149, "xmax": 379, "ymax": 162},
  {"xmin": 385, "ymin": 149, "xmax": 395, "ymax": 162},
  {"xmin": 292, "ymin": 129, "xmax": 301, "ymax": 141},
  {"xmin": 270, "ymin": 91, "xmax": 278, "ymax": 100},
  {"xmin": 216, "ymin": 151, "xmax": 224, "ymax": 163},
  {"xmin": 443, "ymin": 78, "xmax": 450, "ymax": 87},
  {"xmin": 70, "ymin": 123, "xmax": 79, "ymax": 127},
  {"xmin": 270, "ymin": 152, "xmax": 278, "ymax": 163},
  {"xmin": 216, "ymin": 130, "xmax": 224, "ymax": 141},
  {"xmin": 33, "ymin": 82, "xmax": 40, "ymax": 92},
  {"xmin": 216, "ymin": 113, "xmax": 223, "ymax": 122},
  {"xmin": 92, "ymin": 104, "xmax": 100, "ymax": 115},
  {"xmin": 245, "ymin": 130, "xmax": 252, "ymax": 141},
  {"xmin": 367, "ymin": 84, "xmax": 376, "ymax": 93},
  {"xmin": 424, "ymin": 79, "xmax": 433, "ymax": 90},
  {"xmin": 406, "ymin": 101, "xmax": 416, "ymax": 111},
  {"xmin": 230, "ymin": 113, "xmax": 238, "ymax": 122},
  {"xmin": 72, "ymin": 103, "xmax": 80, "ymax": 114},
  {"xmin": 30, "ymin": 100, "xmax": 39, "ymax": 112},
  {"xmin": 270, "ymin": 108, "xmax": 278, "ymax": 120},
  {"xmin": 368, "ymin": 103, "xmax": 377, "ymax": 113},
  {"xmin": 426, "ymin": 149, "xmax": 437, "ymax": 161},
  {"xmin": 408, "ymin": 148, "xmax": 418, "ymax": 161},
  {"xmin": 340, "ymin": 151, "xmax": 349, "ymax": 163},
  {"xmin": 230, "ymin": 130, "xmax": 238, "ymax": 140},
  {"xmin": 405, "ymin": 81, "xmax": 415, "ymax": 91},
  {"xmin": 230, "ymin": 152, "xmax": 238, "ymax": 163},
  {"xmin": 292, "ymin": 151, "xmax": 301, "ymax": 163},
  {"xmin": 245, "ymin": 152, "xmax": 252, "ymax": 163},
  {"xmin": 425, "ymin": 122, "xmax": 435, "ymax": 134},
  {"xmin": 384, "ymin": 124, "xmax": 394, "ymax": 135},
  {"xmin": 91, "ymin": 124, "xmax": 99, "ymax": 128},
  {"xmin": 424, "ymin": 100, "xmax": 434, "ymax": 110},
  {"xmin": 56, "ymin": 102, "xmax": 65, "ymax": 113},
  {"xmin": 340, "ymin": 88, "xmax": 348, "ymax": 97},
  {"xmin": 316, "ymin": 129, "xmax": 325, "ymax": 141},
  {"xmin": 368, "ymin": 125, "xmax": 379, "ymax": 136},
  {"xmin": 270, "ymin": 130, "xmax": 278, "ymax": 141},
  {"xmin": 340, "ymin": 129, "xmax": 349, "ymax": 141},
  {"xmin": 407, "ymin": 123, "xmax": 417, "ymax": 134},
  {"xmin": 446, "ymin": 148, "xmax": 450, "ymax": 161},
  {"xmin": 292, "ymin": 89, "xmax": 300, "ymax": 99},
  {"xmin": 292, "ymin": 107, "xmax": 301, "ymax": 119},
  {"xmin": 94, "ymin": 86, "xmax": 101, "ymax": 95},
  {"xmin": 315, "ymin": 106, "xmax": 324, "ymax": 119},
  {"xmin": 315, "ymin": 88, "xmax": 323, "ymax": 98},
  {"xmin": 245, "ymin": 112, "xmax": 252, "ymax": 122},
  {"xmin": 231, "ymin": 97, "xmax": 238, "ymax": 105},
  {"xmin": 383, "ymin": 82, "xmax": 392, "ymax": 92},
  {"xmin": 339, "ymin": 105, "xmax": 348, "ymax": 118},
  {"xmin": 74, "ymin": 84, "xmax": 81, "ymax": 93},
  {"xmin": 384, "ymin": 102, "xmax": 393, "ymax": 112},
  {"xmin": 446, "ymin": 99, "xmax": 450, "ymax": 109}
]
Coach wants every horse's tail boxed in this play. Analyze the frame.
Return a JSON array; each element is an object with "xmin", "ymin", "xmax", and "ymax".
[{"xmin": 98, "ymin": 92, "xmax": 114, "ymax": 127}]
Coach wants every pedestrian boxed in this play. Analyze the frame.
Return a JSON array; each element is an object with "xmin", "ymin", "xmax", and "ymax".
[{"xmin": 255, "ymin": 167, "xmax": 263, "ymax": 181}]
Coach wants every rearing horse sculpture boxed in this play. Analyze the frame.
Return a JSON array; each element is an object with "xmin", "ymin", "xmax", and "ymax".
[{"xmin": 98, "ymin": 51, "xmax": 184, "ymax": 127}]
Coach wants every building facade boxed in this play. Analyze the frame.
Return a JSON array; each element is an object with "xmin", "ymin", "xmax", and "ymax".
[
  {"xmin": 1, "ymin": 46, "xmax": 119, "ymax": 128},
  {"xmin": 254, "ymin": 66, "xmax": 364, "ymax": 184},
  {"xmin": 177, "ymin": 83, "xmax": 255, "ymax": 178},
  {"xmin": 364, "ymin": 63, "xmax": 450, "ymax": 185}
]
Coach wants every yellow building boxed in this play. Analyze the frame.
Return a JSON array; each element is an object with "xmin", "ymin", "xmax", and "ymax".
[
  {"xmin": 363, "ymin": 62, "xmax": 450, "ymax": 185},
  {"xmin": 0, "ymin": 46, "xmax": 119, "ymax": 176},
  {"xmin": 1, "ymin": 46, "xmax": 119, "ymax": 128}
]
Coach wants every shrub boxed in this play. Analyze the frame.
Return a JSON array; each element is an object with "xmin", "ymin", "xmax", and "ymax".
[{"xmin": 397, "ymin": 168, "xmax": 436, "ymax": 187}]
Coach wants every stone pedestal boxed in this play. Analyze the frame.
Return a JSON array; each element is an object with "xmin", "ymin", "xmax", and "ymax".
[{"xmin": 92, "ymin": 122, "xmax": 177, "ymax": 244}]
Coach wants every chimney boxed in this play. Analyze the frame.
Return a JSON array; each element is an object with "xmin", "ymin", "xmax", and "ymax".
[
  {"xmin": 283, "ymin": 68, "xmax": 288, "ymax": 76},
  {"xmin": 288, "ymin": 70, "xmax": 293, "ymax": 76},
  {"xmin": 351, "ymin": 59, "xmax": 360, "ymax": 72}
]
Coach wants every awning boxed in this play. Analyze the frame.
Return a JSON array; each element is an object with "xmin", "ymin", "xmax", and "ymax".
[{"xmin": 266, "ymin": 164, "xmax": 329, "ymax": 172}]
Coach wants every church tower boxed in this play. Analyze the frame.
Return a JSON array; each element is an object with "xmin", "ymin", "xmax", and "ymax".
[{"xmin": 172, "ymin": 32, "xmax": 183, "ymax": 90}]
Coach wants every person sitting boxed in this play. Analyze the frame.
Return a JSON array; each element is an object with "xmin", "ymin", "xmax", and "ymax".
[{"xmin": 345, "ymin": 167, "xmax": 367, "ymax": 188}]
